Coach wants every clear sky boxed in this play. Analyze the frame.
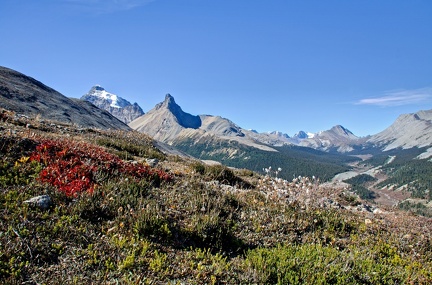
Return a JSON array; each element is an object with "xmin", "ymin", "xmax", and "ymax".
[{"xmin": 1, "ymin": 0, "xmax": 431, "ymax": 137}]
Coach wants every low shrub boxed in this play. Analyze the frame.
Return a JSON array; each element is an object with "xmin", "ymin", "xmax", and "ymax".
[{"xmin": 29, "ymin": 139, "xmax": 172, "ymax": 196}]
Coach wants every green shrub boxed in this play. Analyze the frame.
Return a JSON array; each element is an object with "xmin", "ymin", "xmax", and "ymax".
[{"xmin": 244, "ymin": 243, "xmax": 411, "ymax": 284}]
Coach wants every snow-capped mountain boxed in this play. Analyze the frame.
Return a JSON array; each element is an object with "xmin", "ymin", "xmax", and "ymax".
[{"xmin": 81, "ymin": 85, "xmax": 144, "ymax": 124}]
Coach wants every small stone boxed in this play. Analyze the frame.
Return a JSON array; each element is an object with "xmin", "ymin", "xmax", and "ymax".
[
  {"xmin": 23, "ymin": 195, "xmax": 52, "ymax": 209},
  {"xmin": 146, "ymin": 158, "xmax": 159, "ymax": 167},
  {"xmin": 373, "ymin": 208, "xmax": 383, "ymax": 214}
]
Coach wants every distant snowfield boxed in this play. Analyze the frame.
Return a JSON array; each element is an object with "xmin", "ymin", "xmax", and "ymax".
[
  {"xmin": 332, "ymin": 171, "xmax": 359, "ymax": 182},
  {"xmin": 331, "ymin": 163, "xmax": 381, "ymax": 182}
]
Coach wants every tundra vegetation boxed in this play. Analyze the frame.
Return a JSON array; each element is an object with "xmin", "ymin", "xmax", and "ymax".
[{"xmin": 1, "ymin": 109, "xmax": 431, "ymax": 284}]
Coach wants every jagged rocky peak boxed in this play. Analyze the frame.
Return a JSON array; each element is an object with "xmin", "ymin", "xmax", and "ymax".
[
  {"xmin": 155, "ymin": 94, "xmax": 201, "ymax": 129},
  {"xmin": 156, "ymin": 93, "xmax": 177, "ymax": 109},
  {"xmin": 165, "ymin": 93, "xmax": 175, "ymax": 102},
  {"xmin": 81, "ymin": 85, "xmax": 144, "ymax": 124}
]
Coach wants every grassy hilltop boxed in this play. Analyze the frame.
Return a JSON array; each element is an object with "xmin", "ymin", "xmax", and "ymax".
[{"xmin": 1, "ymin": 109, "xmax": 431, "ymax": 284}]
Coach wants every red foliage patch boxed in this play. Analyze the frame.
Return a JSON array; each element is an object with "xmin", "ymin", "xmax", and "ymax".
[{"xmin": 30, "ymin": 139, "xmax": 172, "ymax": 196}]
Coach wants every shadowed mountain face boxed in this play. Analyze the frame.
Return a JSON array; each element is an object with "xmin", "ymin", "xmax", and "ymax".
[{"xmin": 0, "ymin": 66, "xmax": 129, "ymax": 130}]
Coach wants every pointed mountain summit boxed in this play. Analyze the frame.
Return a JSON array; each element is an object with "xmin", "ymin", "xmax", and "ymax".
[
  {"xmin": 154, "ymin": 94, "xmax": 201, "ymax": 129},
  {"xmin": 326, "ymin": 125, "xmax": 358, "ymax": 140},
  {"xmin": 81, "ymin": 85, "xmax": 144, "ymax": 124},
  {"xmin": 269, "ymin": 131, "xmax": 290, "ymax": 139},
  {"xmin": 129, "ymin": 94, "xmax": 202, "ymax": 142},
  {"xmin": 84, "ymin": 85, "xmax": 131, "ymax": 108}
]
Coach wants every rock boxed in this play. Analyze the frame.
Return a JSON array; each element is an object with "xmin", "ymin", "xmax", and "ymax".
[
  {"xmin": 146, "ymin": 158, "xmax": 159, "ymax": 167},
  {"xmin": 357, "ymin": 204, "xmax": 373, "ymax": 212},
  {"xmin": 373, "ymin": 208, "xmax": 383, "ymax": 214},
  {"xmin": 23, "ymin": 195, "xmax": 52, "ymax": 209}
]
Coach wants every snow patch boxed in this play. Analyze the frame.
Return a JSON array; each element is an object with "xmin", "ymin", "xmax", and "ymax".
[
  {"xmin": 385, "ymin": 156, "xmax": 396, "ymax": 165},
  {"xmin": 307, "ymin": 132, "xmax": 315, "ymax": 138}
]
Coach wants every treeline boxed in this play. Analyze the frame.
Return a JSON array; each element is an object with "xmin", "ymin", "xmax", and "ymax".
[
  {"xmin": 376, "ymin": 158, "xmax": 432, "ymax": 200},
  {"xmin": 366, "ymin": 147, "xmax": 427, "ymax": 167},
  {"xmin": 174, "ymin": 139, "xmax": 358, "ymax": 181},
  {"xmin": 363, "ymin": 147, "xmax": 432, "ymax": 200}
]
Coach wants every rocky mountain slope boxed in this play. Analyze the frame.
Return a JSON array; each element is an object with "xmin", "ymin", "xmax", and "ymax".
[
  {"xmin": 81, "ymin": 85, "xmax": 144, "ymax": 124},
  {"xmin": 0, "ymin": 66, "xmax": 129, "ymax": 130},
  {"xmin": 368, "ymin": 109, "xmax": 432, "ymax": 151},
  {"xmin": 129, "ymin": 94, "xmax": 276, "ymax": 152}
]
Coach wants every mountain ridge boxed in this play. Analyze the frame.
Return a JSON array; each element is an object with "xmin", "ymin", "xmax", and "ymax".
[
  {"xmin": 0, "ymin": 66, "xmax": 129, "ymax": 130},
  {"xmin": 368, "ymin": 109, "xmax": 432, "ymax": 151},
  {"xmin": 130, "ymin": 94, "xmax": 364, "ymax": 153}
]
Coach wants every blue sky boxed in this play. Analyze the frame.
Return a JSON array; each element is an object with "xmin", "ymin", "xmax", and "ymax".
[{"xmin": 1, "ymin": 0, "xmax": 431, "ymax": 137}]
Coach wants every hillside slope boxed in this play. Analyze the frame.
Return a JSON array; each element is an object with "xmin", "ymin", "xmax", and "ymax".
[
  {"xmin": 1, "ymin": 111, "xmax": 432, "ymax": 284},
  {"xmin": 0, "ymin": 66, "xmax": 129, "ymax": 130},
  {"xmin": 368, "ymin": 109, "xmax": 432, "ymax": 151}
]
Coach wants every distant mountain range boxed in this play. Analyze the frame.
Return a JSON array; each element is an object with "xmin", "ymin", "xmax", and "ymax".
[
  {"xmin": 81, "ymin": 85, "xmax": 144, "ymax": 124},
  {"xmin": 3, "ymin": 64, "xmax": 432, "ymax": 155},
  {"xmin": 2, "ymin": 65, "xmax": 432, "ymax": 159},
  {"xmin": 129, "ymin": 94, "xmax": 367, "ymax": 154},
  {"xmin": 128, "ymin": 93, "xmax": 432, "ymax": 156}
]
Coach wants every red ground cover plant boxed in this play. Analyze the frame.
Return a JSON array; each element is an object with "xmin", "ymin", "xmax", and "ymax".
[{"xmin": 30, "ymin": 139, "xmax": 172, "ymax": 196}]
